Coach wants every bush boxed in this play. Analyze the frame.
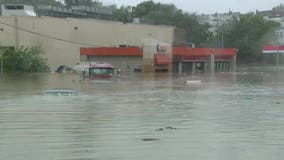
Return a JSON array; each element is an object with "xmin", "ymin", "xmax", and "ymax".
[{"xmin": 2, "ymin": 46, "xmax": 50, "ymax": 73}]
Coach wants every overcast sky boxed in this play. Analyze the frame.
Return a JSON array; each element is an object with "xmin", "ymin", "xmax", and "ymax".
[{"xmin": 102, "ymin": 0, "xmax": 283, "ymax": 14}]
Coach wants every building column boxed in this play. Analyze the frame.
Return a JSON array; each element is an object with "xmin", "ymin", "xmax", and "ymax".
[
  {"xmin": 276, "ymin": 51, "xmax": 280, "ymax": 68},
  {"xmin": 142, "ymin": 38, "xmax": 157, "ymax": 72},
  {"xmin": 210, "ymin": 54, "xmax": 215, "ymax": 73},
  {"xmin": 204, "ymin": 62, "xmax": 208, "ymax": 72},
  {"xmin": 231, "ymin": 54, "xmax": 236, "ymax": 72},
  {"xmin": 178, "ymin": 61, "xmax": 183, "ymax": 74},
  {"xmin": 192, "ymin": 62, "xmax": 196, "ymax": 73}
]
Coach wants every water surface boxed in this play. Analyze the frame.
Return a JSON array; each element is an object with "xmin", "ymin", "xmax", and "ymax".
[{"xmin": 1, "ymin": 67, "xmax": 284, "ymax": 160}]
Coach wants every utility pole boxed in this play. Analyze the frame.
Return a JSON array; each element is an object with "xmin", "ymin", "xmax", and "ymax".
[
  {"xmin": 0, "ymin": 50, "xmax": 3, "ymax": 78},
  {"xmin": 15, "ymin": 16, "xmax": 19, "ymax": 48},
  {"xmin": 276, "ymin": 32, "xmax": 280, "ymax": 69}
]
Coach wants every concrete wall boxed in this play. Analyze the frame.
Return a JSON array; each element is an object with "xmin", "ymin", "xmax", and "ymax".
[
  {"xmin": 0, "ymin": 17, "xmax": 16, "ymax": 46},
  {"xmin": 0, "ymin": 16, "xmax": 176, "ymax": 70}
]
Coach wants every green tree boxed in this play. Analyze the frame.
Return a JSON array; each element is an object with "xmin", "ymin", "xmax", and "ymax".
[
  {"xmin": 3, "ymin": 46, "xmax": 50, "ymax": 73},
  {"xmin": 182, "ymin": 14, "xmax": 211, "ymax": 47},
  {"xmin": 212, "ymin": 13, "xmax": 279, "ymax": 63},
  {"xmin": 131, "ymin": 1, "xmax": 210, "ymax": 47},
  {"xmin": 112, "ymin": 5, "xmax": 132, "ymax": 23}
]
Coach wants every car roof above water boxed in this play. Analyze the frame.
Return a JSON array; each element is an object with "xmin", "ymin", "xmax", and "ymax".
[{"xmin": 43, "ymin": 89, "xmax": 78, "ymax": 96}]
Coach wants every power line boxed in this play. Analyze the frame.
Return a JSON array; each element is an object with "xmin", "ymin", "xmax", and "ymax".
[{"xmin": 0, "ymin": 20, "xmax": 101, "ymax": 47}]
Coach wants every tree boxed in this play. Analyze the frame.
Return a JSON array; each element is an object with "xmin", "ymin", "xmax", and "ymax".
[
  {"xmin": 3, "ymin": 46, "xmax": 50, "ymax": 73},
  {"xmin": 211, "ymin": 13, "xmax": 280, "ymax": 63},
  {"xmin": 182, "ymin": 13, "xmax": 211, "ymax": 47},
  {"xmin": 130, "ymin": 1, "xmax": 210, "ymax": 47},
  {"xmin": 112, "ymin": 5, "xmax": 132, "ymax": 23}
]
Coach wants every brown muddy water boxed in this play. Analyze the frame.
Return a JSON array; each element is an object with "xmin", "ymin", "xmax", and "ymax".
[{"xmin": 1, "ymin": 67, "xmax": 284, "ymax": 160}]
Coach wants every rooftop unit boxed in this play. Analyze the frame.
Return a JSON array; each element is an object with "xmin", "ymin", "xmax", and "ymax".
[{"xmin": 1, "ymin": 4, "xmax": 36, "ymax": 16}]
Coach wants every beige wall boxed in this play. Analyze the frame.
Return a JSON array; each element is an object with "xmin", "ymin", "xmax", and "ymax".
[
  {"xmin": 0, "ymin": 16, "xmax": 177, "ymax": 70},
  {"xmin": 0, "ymin": 17, "xmax": 16, "ymax": 46}
]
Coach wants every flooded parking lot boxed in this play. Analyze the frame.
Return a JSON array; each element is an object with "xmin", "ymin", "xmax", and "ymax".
[{"xmin": 1, "ymin": 67, "xmax": 284, "ymax": 160}]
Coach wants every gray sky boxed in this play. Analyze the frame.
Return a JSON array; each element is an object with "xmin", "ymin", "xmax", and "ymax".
[{"xmin": 102, "ymin": 0, "xmax": 283, "ymax": 14}]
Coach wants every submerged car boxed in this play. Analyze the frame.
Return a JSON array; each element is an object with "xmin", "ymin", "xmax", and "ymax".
[{"xmin": 43, "ymin": 89, "xmax": 78, "ymax": 96}]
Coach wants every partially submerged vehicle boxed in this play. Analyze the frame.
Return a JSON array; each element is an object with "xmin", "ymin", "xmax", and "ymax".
[
  {"xmin": 55, "ymin": 65, "xmax": 74, "ymax": 73},
  {"xmin": 43, "ymin": 89, "xmax": 78, "ymax": 96},
  {"xmin": 82, "ymin": 63, "xmax": 120, "ymax": 80}
]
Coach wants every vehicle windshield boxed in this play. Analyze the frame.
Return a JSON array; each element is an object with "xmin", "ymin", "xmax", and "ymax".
[{"xmin": 89, "ymin": 68, "xmax": 114, "ymax": 75}]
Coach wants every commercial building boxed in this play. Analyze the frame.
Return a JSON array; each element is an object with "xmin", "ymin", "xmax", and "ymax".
[
  {"xmin": 258, "ymin": 9, "xmax": 284, "ymax": 64},
  {"xmin": 0, "ymin": 15, "xmax": 183, "ymax": 71},
  {"xmin": 80, "ymin": 46, "xmax": 237, "ymax": 73},
  {"xmin": 0, "ymin": 4, "xmax": 236, "ymax": 73}
]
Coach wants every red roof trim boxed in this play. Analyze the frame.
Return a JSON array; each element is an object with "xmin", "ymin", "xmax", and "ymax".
[
  {"xmin": 263, "ymin": 45, "xmax": 284, "ymax": 53},
  {"xmin": 173, "ymin": 47, "xmax": 237, "ymax": 56},
  {"xmin": 80, "ymin": 47, "xmax": 237, "ymax": 57}
]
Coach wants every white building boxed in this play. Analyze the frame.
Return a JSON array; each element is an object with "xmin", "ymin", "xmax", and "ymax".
[
  {"xmin": 257, "ymin": 9, "xmax": 284, "ymax": 45},
  {"xmin": 198, "ymin": 12, "xmax": 240, "ymax": 35},
  {"xmin": 1, "ymin": 4, "xmax": 36, "ymax": 17}
]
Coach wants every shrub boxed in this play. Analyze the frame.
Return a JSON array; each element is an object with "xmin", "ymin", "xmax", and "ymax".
[{"xmin": 2, "ymin": 46, "xmax": 50, "ymax": 73}]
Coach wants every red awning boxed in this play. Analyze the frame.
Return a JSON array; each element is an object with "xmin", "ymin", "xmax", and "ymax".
[
  {"xmin": 154, "ymin": 54, "xmax": 172, "ymax": 65},
  {"xmin": 262, "ymin": 45, "xmax": 284, "ymax": 53}
]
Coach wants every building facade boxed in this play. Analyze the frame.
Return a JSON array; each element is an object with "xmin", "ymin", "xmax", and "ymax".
[
  {"xmin": 80, "ymin": 46, "xmax": 237, "ymax": 73},
  {"xmin": 0, "ymin": 16, "xmax": 182, "ymax": 71},
  {"xmin": 0, "ymin": 14, "xmax": 236, "ymax": 73}
]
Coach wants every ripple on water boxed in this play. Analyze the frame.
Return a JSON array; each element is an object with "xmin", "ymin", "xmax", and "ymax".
[{"xmin": 1, "ymin": 71, "xmax": 284, "ymax": 160}]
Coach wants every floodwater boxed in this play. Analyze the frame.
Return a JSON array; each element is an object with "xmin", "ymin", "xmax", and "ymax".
[{"xmin": 1, "ymin": 67, "xmax": 284, "ymax": 160}]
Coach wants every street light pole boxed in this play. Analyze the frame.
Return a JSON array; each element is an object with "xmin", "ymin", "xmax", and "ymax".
[
  {"xmin": 276, "ymin": 45, "xmax": 279, "ymax": 69},
  {"xmin": 276, "ymin": 32, "xmax": 280, "ymax": 69},
  {"xmin": 221, "ymin": 26, "xmax": 224, "ymax": 48}
]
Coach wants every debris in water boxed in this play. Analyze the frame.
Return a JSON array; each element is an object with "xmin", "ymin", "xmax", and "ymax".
[
  {"xmin": 155, "ymin": 128, "xmax": 164, "ymax": 131},
  {"xmin": 142, "ymin": 138, "xmax": 160, "ymax": 141},
  {"xmin": 184, "ymin": 80, "xmax": 201, "ymax": 84},
  {"xmin": 155, "ymin": 126, "xmax": 177, "ymax": 131},
  {"xmin": 165, "ymin": 126, "xmax": 177, "ymax": 130}
]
